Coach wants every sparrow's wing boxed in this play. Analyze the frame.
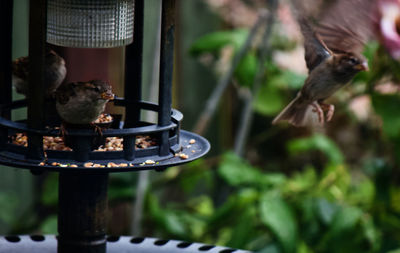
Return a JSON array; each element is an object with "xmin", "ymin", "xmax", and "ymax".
[
  {"xmin": 298, "ymin": 17, "xmax": 332, "ymax": 72},
  {"xmin": 55, "ymin": 82, "xmax": 76, "ymax": 104},
  {"xmin": 316, "ymin": 0, "xmax": 377, "ymax": 54}
]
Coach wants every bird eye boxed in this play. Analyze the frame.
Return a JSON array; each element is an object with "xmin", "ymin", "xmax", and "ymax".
[{"xmin": 349, "ymin": 58, "xmax": 358, "ymax": 64}]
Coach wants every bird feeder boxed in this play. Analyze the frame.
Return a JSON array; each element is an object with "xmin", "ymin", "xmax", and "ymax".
[{"xmin": 0, "ymin": 1, "xmax": 250, "ymax": 253}]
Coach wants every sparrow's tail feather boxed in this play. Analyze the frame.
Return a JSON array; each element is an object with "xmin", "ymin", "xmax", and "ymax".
[{"xmin": 272, "ymin": 94, "xmax": 311, "ymax": 127}]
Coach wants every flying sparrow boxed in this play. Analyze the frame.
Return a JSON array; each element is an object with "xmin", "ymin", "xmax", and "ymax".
[
  {"xmin": 12, "ymin": 49, "xmax": 67, "ymax": 97},
  {"xmin": 272, "ymin": 0, "xmax": 375, "ymax": 127},
  {"xmin": 55, "ymin": 80, "xmax": 114, "ymax": 125}
]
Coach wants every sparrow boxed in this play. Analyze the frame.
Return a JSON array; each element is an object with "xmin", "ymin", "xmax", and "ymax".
[
  {"xmin": 12, "ymin": 49, "xmax": 67, "ymax": 97},
  {"xmin": 55, "ymin": 80, "xmax": 114, "ymax": 125},
  {"xmin": 272, "ymin": 0, "xmax": 375, "ymax": 127}
]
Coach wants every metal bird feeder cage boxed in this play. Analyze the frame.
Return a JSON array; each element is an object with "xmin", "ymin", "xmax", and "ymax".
[{"xmin": 0, "ymin": 0, "xmax": 250, "ymax": 253}]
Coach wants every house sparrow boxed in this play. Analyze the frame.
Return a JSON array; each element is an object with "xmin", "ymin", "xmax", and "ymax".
[
  {"xmin": 12, "ymin": 49, "xmax": 67, "ymax": 97},
  {"xmin": 55, "ymin": 80, "xmax": 114, "ymax": 125},
  {"xmin": 272, "ymin": 0, "xmax": 375, "ymax": 127}
]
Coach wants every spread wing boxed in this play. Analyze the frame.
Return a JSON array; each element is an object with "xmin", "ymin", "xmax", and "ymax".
[
  {"xmin": 315, "ymin": 0, "xmax": 377, "ymax": 54},
  {"xmin": 298, "ymin": 17, "xmax": 333, "ymax": 72}
]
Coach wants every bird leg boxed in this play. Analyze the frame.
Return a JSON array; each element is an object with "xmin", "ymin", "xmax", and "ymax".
[
  {"xmin": 320, "ymin": 102, "xmax": 335, "ymax": 122},
  {"xmin": 59, "ymin": 122, "xmax": 68, "ymax": 137},
  {"xmin": 311, "ymin": 101, "xmax": 324, "ymax": 124},
  {"xmin": 91, "ymin": 123, "xmax": 103, "ymax": 136}
]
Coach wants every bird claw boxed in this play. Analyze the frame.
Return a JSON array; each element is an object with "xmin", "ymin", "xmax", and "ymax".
[
  {"xmin": 311, "ymin": 102, "xmax": 335, "ymax": 125},
  {"xmin": 320, "ymin": 103, "xmax": 335, "ymax": 122},
  {"xmin": 59, "ymin": 123, "xmax": 67, "ymax": 137},
  {"xmin": 311, "ymin": 101, "xmax": 325, "ymax": 124},
  {"xmin": 91, "ymin": 123, "xmax": 103, "ymax": 136}
]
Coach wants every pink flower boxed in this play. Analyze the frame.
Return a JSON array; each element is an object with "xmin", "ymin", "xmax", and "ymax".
[{"xmin": 378, "ymin": 0, "xmax": 400, "ymax": 59}]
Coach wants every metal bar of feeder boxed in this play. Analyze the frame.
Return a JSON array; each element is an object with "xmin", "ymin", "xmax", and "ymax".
[
  {"xmin": 27, "ymin": 0, "xmax": 47, "ymax": 160},
  {"xmin": 0, "ymin": 0, "xmax": 13, "ymax": 150},
  {"xmin": 124, "ymin": 0, "xmax": 144, "ymax": 160},
  {"xmin": 125, "ymin": 0, "xmax": 144, "ymax": 127},
  {"xmin": 0, "ymin": 0, "xmax": 13, "ymax": 120},
  {"xmin": 158, "ymin": 0, "xmax": 176, "ymax": 156}
]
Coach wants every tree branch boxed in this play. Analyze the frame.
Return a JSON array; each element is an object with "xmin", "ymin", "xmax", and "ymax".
[
  {"xmin": 234, "ymin": 0, "xmax": 278, "ymax": 157},
  {"xmin": 193, "ymin": 11, "xmax": 270, "ymax": 135}
]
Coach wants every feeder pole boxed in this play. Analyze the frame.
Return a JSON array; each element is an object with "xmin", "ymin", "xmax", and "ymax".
[{"xmin": 57, "ymin": 173, "xmax": 109, "ymax": 253}]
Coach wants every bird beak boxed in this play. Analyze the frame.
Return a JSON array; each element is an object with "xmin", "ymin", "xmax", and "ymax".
[
  {"xmin": 101, "ymin": 92, "xmax": 115, "ymax": 100},
  {"xmin": 355, "ymin": 62, "xmax": 369, "ymax": 71}
]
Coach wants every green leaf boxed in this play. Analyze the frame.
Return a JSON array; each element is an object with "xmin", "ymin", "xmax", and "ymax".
[
  {"xmin": 260, "ymin": 192, "xmax": 298, "ymax": 253},
  {"xmin": 41, "ymin": 173, "xmax": 59, "ymax": 206},
  {"xmin": 181, "ymin": 212, "xmax": 207, "ymax": 239},
  {"xmin": 318, "ymin": 206, "xmax": 364, "ymax": 251},
  {"xmin": 108, "ymin": 186, "xmax": 135, "ymax": 201},
  {"xmin": 283, "ymin": 166, "xmax": 317, "ymax": 193},
  {"xmin": 254, "ymin": 82, "xmax": 285, "ymax": 116},
  {"xmin": 187, "ymin": 196, "xmax": 214, "ymax": 216},
  {"xmin": 189, "ymin": 29, "xmax": 248, "ymax": 56},
  {"xmin": 287, "ymin": 134, "xmax": 344, "ymax": 165},
  {"xmin": 353, "ymin": 41, "xmax": 379, "ymax": 83},
  {"xmin": 253, "ymin": 65, "xmax": 307, "ymax": 116},
  {"xmin": 297, "ymin": 241, "xmax": 314, "ymax": 253},
  {"xmin": 269, "ymin": 33, "xmax": 297, "ymax": 51},
  {"xmin": 257, "ymin": 244, "xmax": 281, "ymax": 253},
  {"xmin": 361, "ymin": 214, "xmax": 381, "ymax": 250},
  {"xmin": 230, "ymin": 29, "xmax": 249, "ymax": 49},
  {"xmin": 208, "ymin": 189, "xmax": 258, "ymax": 230},
  {"xmin": 315, "ymin": 198, "xmax": 339, "ymax": 225},
  {"xmin": 269, "ymin": 71, "xmax": 307, "ymax": 90},
  {"xmin": 218, "ymin": 152, "xmax": 286, "ymax": 187},
  {"xmin": 164, "ymin": 212, "xmax": 187, "ymax": 236},
  {"xmin": 235, "ymin": 52, "xmax": 258, "ymax": 87},
  {"xmin": 180, "ymin": 159, "xmax": 213, "ymax": 194},
  {"xmin": 108, "ymin": 173, "xmax": 136, "ymax": 201},
  {"xmin": 363, "ymin": 41, "xmax": 380, "ymax": 63},
  {"xmin": 0, "ymin": 192, "xmax": 18, "ymax": 225},
  {"xmin": 146, "ymin": 194, "xmax": 188, "ymax": 238},
  {"xmin": 348, "ymin": 175, "xmax": 375, "ymax": 207},
  {"xmin": 227, "ymin": 208, "xmax": 257, "ymax": 249},
  {"xmin": 372, "ymin": 93, "xmax": 400, "ymax": 138},
  {"xmin": 40, "ymin": 215, "xmax": 58, "ymax": 234},
  {"xmin": 328, "ymin": 206, "xmax": 362, "ymax": 237}
]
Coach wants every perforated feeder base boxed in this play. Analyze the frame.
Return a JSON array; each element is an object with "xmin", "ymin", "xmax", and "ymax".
[{"xmin": 0, "ymin": 236, "xmax": 251, "ymax": 253}]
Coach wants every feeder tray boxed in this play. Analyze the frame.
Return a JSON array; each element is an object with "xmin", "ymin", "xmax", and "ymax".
[{"xmin": 0, "ymin": 98, "xmax": 210, "ymax": 172}]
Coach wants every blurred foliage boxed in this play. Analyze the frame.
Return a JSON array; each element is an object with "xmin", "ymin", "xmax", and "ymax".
[{"xmin": 132, "ymin": 11, "xmax": 400, "ymax": 252}]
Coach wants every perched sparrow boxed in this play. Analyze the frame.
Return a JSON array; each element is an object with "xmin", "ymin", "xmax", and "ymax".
[
  {"xmin": 272, "ymin": 0, "xmax": 375, "ymax": 127},
  {"xmin": 55, "ymin": 80, "xmax": 114, "ymax": 125},
  {"xmin": 12, "ymin": 49, "xmax": 67, "ymax": 97}
]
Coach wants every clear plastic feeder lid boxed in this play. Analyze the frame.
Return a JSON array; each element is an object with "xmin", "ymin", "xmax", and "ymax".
[{"xmin": 47, "ymin": 0, "xmax": 134, "ymax": 48}]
